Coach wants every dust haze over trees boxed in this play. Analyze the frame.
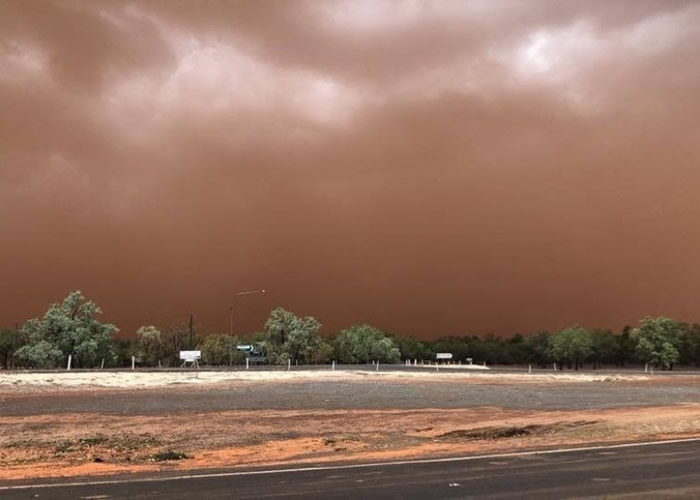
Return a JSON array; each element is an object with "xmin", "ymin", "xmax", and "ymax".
[{"xmin": 3, "ymin": 292, "xmax": 700, "ymax": 370}]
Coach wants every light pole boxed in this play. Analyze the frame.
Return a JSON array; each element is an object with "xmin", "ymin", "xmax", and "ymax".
[
  {"xmin": 229, "ymin": 289, "xmax": 267, "ymax": 337},
  {"xmin": 228, "ymin": 289, "xmax": 267, "ymax": 368}
]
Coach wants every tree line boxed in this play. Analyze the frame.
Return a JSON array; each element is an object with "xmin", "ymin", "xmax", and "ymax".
[{"xmin": 2, "ymin": 291, "xmax": 699, "ymax": 370}]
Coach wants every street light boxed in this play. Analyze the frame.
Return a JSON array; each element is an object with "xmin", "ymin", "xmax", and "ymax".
[
  {"xmin": 229, "ymin": 289, "xmax": 267, "ymax": 337},
  {"xmin": 228, "ymin": 289, "xmax": 267, "ymax": 368}
]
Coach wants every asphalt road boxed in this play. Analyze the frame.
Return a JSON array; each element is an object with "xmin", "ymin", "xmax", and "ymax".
[
  {"xmin": 4, "ymin": 379, "xmax": 700, "ymax": 416},
  {"xmin": 2, "ymin": 439, "xmax": 699, "ymax": 499},
  {"xmin": 3, "ymin": 366, "xmax": 700, "ymax": 416}
]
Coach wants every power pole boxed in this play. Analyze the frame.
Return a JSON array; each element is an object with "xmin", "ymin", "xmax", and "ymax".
[
  {"xmin": 189, "ymin": 313, "xmax": 194, "ymax": 350},
  {"xmin": 228, "ymin": 307, "xmax": 234, "ymax": 368}
]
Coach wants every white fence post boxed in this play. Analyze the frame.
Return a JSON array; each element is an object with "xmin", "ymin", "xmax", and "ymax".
[
  {"xmin": 131, "ymin": 356, "xmax": 135, "ymax": 370},
  {"xmin": 287, "ymin": 358, "xmax": 291, "ymax": 371},
  {"xmin": 67, "ymin": 355, "xmax": 72, "ymax": 371},
  {"xmin": 246, "ymin": 358, "xmax": 250, "ymax": 370},
  {"xmin": 332, "ymin": 360, "xmax": 336, "ymax": 371}
]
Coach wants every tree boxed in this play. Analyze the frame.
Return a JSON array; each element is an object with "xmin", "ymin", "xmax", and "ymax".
[
  {"xmin": 680, "ymin": 323, "xmax": 700, "ymax": 367},
  {"xmin": 478, "ymin": 333, "xmax": 505, "ymax": 364},
  {"xmin": 429, "ymin": 336, "xmax": 473, "ymax": 363},
  {"xmin": 632, "ymin": 316, "xmax": 682, "ymax": 370},
  {"xmin": 162, "ymin": 323, "xmax": 189, "ymax": 367},
  {"xmin": 133, "ymin": 326, "xmax": 164, "ymax": 366},
  {"xmin": 112, "ymin": 338, "xmax": 135, "ymax": 367},
  {"xmin": 548, "ymin": 325, "xmax": 593, "ymax": 370},
  {"xmin": 504, "ymin": 334, "xmax": 528, "ymax": 365},
  {"xmin": 199, "ymin": 334, "xmax": 244, "ymax": 366},
  {"xmin": 617, "ymin": 325, "xmax": 636, "ymax": 367},
  {"xmin": 309, "ymin": 339, "xmax": 333, "ymax": 364},
  {"xmin": 332, "ymin": 324, "xmax": 400, "ymax": 364},
  {"xmin": 589, "ymin": 329, "xmax": 619, "ymax": 368},
  {"xmin": 15, "ymin": 291, "xmax": 118, "ymax": 368},
  {"xmin": 262, "ymin": 307, "xmax": 323, "ymax": 364},
  {"xmin": 396, "ymin": 336, "xmax": 431, "ymax": 361},
  {"xmin": 0, "ymin": 328, "xmax": 25, "ymax": 369},
  {"xmin": 523, "ymin": 332, "xmax": 551, "ymax": 367}
]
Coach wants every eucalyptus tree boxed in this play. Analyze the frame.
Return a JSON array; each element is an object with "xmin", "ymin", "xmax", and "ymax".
[
  {"xmin": 262, "ymin": 307, "xmax": 323, "ymax": 364},
  {"xmin": 15, "ymin": 291, "xmax": 118, "ymax": 368},
  {"xmin": 632, "ymin": 316, "xmax": 682, "ymax": 370},
  {"xmin": 548, "ymin": 325, "xmax": 593, "ymax": 370}
]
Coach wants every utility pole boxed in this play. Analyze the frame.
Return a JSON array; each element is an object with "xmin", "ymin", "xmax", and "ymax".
[
  {"xmin": 189, "ymin": 313, "xmax": 194, "ymax": 350},
  {"xmin": 229, "ymin": 306, "xmax": 234, "ymax": 368}
]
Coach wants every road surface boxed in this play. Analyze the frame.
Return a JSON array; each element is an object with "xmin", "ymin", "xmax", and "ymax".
[
  {"xmin": 2, "ymin": 439, "xmax": 699, "ymax": 499},
  {"xmin": 4, "ymin": 375, "xmax": 700, "ymax": 416}
]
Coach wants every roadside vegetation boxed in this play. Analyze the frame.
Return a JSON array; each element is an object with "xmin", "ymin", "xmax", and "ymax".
[{"xmin": 2, "ymin": 291, "xmax": 699, "ymax": 370}]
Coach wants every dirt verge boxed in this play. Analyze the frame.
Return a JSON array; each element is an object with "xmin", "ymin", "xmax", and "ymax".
[{"xmin": 1, "ymin": 404, "xmax": 698, "ymax": 481}]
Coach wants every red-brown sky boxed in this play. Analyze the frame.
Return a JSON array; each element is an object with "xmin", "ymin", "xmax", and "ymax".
[{"xmin": 1, "ymin": 0, "xmax": 700, "ymax": 338}]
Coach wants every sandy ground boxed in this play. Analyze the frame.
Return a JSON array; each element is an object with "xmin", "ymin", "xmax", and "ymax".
[
  {"xmin": 1, "ymin": 370, "xmax": 699, "ymax": 482},
  {"xmin": 0, "ymin": 369, "xmax": 650, "ymax": 390}
]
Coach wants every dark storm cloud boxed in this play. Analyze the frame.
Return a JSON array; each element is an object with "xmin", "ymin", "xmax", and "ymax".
[{"xmin": 1, "ymin": 0, "xmax": 699, "ymax": 336}]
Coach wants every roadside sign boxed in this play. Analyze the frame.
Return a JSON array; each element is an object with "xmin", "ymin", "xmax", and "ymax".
[
  {"xmin": 436, "ymin": 353, "xmax": 453, "ymax": 360},
  {"xmin": 179, "ymin": 350, "xmax": 201, "ymax": 361},
  {"xmin": 179, "ymin": 350, "xmax": 200, "ymax": 368}
]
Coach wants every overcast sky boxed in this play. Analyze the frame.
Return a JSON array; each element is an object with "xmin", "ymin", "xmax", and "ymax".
[{"xmin": 1, "ymin": 0, "xmax": 699, "ymax": 337}]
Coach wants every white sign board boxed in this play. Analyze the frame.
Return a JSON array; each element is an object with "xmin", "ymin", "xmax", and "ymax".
[
  {"xmin": 179, "ymin": 350, "xmax": 201, "ymax": 361},
  {"xmin": 436, "ymin": 352, "xmax": 453, "ymax": 360}
]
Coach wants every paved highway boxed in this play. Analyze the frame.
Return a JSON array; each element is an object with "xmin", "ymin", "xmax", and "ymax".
[
  {"xmin": 5, "ymin": 373, "xmax": 700, "ymax": 416},
  {"xmin": 2, "ymin": 439, "xmax": 699, "ymax": 499}
]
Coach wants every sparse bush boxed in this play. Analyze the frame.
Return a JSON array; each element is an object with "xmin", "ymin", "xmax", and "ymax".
[{"xmin": 152, "ymin": 450, "xmax": 189, "ymax": 461}]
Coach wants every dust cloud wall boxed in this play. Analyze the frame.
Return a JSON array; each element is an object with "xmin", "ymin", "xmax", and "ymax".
[{"xmin": 1, "ymin": 1, "xmax": 699, "ymax": 337}]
